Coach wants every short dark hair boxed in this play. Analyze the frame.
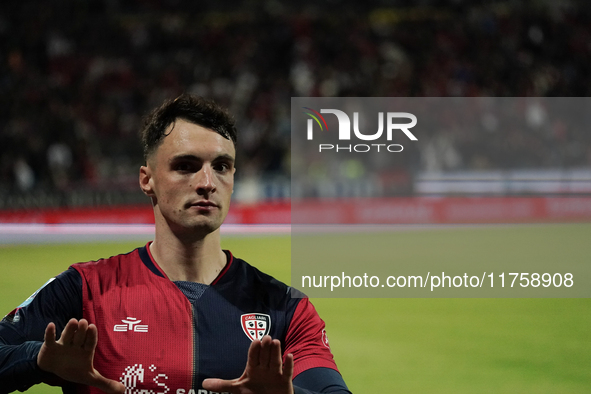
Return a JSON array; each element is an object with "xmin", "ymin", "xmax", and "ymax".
[{"xmin": 140, "ymin": 94, "xmax": 237, "ymax": 161}]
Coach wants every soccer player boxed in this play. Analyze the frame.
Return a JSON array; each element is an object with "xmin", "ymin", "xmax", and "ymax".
[{"xmin": 0, "ymin": 95, "xmax": 351, "ymax": 394}]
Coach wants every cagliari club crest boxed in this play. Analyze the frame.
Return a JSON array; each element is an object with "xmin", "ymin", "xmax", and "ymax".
[{"xmin": 241, "ymin": 313, "xmax": 271, "ymax": 341}]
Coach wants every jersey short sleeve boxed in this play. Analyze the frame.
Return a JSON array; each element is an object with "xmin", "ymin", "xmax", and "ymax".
[{"xmin": 285, "ymin": 297, "xmax": 339, "ymax": 378}]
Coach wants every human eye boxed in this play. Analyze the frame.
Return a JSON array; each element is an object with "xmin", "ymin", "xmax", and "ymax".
[
  {"xmin": 213, "ymin": 162, "xmax": 230, "ymax": 173},
  {"xmin": 213, "ymin": 159, "xmax": 234, "ymax": 174},
  {"xmin": 173, "ymin": 161, "xmax": 196, "ymax": 173}
]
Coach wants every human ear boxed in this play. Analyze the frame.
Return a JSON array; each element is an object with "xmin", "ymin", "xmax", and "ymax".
[{"xmin": 139, "ymin": 165, "xmax": 156, "ymax": 198}]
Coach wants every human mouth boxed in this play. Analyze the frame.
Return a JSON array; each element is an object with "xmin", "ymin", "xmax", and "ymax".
[{"xmin": 188, "ymin": 201, "xmax": 218, "ymax": 210}]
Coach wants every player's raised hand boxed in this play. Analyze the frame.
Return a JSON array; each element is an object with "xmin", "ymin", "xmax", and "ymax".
[
  {"xmin": 37, "ymin": 318, "xmax": 126, "ymax": 394},
  {"xmin": 203, "ymin": 335, "xmax": 294, "ymax": 394}
]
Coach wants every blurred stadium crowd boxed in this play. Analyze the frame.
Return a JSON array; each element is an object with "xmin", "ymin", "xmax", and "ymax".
[{"xmin": 1, "ymin": 0, "xmax": 591, "ymax": 207}]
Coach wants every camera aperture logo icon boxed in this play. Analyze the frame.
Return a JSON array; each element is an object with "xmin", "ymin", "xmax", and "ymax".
[{"xmin": 302, "ymin": 107, "xmax": 329, "ymax": 139}]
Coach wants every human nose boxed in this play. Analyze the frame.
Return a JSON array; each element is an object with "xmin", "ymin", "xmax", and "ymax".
[{"xmin": 194, "ymin": 164, "xmax": 216, "ymax": 195}]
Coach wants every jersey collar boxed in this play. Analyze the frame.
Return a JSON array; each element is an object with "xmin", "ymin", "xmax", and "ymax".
[{"xmin": 138, "ymin": 242, "xmax": 234, "ymax": 285}]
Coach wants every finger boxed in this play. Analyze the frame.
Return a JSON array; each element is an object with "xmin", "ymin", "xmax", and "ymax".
[
  {"xmin": 269, "ymin": 339, "xmax": 282, "ymax": 373},
  {"xmin": 73, "ymin": 319, "xmax": 89, "ymax": 347},
  {"xmin": 259, "ymin": 335, "xmax": 272, "ymax": 368},
  {"xmin": 202, "ymin": 378, "xmax": 236, "ymax": 393},
  {"xmin": 284, "ymin": 353, "xmax": 294, "ymax": 381},
  {"xmin": 90, "ymin": 372, "xmax": 126, "ymax": 394},
  {"xmin": 84, "ymin": 324, "xmax": 99, "ymax": 351},
  {"xmin": 247, "ymin": 337, "xmax": 262, "ymax": 368},
  {"xmin": 60, "ymin": 318, "xmax": 79, "ymax": 344},
  {"xmin": 43, "ymin": 322, "xmax": 57, "ymax": 346}
]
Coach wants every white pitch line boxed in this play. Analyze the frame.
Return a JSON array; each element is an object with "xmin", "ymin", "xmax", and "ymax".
[{"xmin": 0, "ymin": 224, "xmax": 291, "ymax": 244}]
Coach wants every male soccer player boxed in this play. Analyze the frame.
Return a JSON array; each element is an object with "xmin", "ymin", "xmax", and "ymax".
[{"xmin": 0, "ymin": 95, "xmax": 351, "ymax": 394}]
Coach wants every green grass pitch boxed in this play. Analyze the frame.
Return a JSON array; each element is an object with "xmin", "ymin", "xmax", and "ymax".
[{"xmin": 1, "ymin": 224, "xmax": 590, "ymax": 393}]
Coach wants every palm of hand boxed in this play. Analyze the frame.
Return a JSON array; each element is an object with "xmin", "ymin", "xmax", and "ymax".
[
  {"xmin": 37, "ymin": 318, "xmax": 125, "ymax": 394},
  {"xmin": 203, "ymin": 335, "xmax": 294, "ymax": 394}
]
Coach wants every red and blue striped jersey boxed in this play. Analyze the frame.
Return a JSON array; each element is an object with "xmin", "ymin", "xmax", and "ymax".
[{"xmin": 0, "ymin": 244, "xmax": 350, "ymax": 394}]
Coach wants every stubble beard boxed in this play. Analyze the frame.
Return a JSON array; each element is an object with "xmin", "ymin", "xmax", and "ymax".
[{"xmin": 172, "ymin": 207, "xmax": 226, "ymax": 240}]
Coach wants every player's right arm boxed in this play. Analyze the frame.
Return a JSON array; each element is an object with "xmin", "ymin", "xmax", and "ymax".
[{"xmin": 0, "ymin": 268, "xmax": 82, "ymax": 392}]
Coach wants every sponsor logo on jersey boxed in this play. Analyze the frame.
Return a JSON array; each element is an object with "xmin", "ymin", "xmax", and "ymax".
[
  {"xmin": 240, "ymin": 313, "xmax": 271, "ymax": 341},
  {"xmin": 114, "ymin": 317, "xmax": 149, "ymax": 332},
  {"xmin": 120, "ymin": 363, "xmax": 230, "ymax": 394}
]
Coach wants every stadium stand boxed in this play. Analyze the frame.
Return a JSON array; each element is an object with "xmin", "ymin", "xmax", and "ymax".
[{"xmin": 1, "ymin": 1, "xmax": 590, "ymax": 209}]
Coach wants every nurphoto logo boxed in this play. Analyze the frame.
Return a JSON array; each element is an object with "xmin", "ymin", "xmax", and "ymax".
[{"xmin": 303, "ymin": 107, "xmax": 417, "ymax": 153}]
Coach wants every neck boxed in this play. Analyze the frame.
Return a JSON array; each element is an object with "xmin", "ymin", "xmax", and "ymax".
[{"xmin": 150, "ymin": 227, "xmax": 227, "ymax": 284}]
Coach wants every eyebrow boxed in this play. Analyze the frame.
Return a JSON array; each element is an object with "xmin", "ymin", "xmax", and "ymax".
[{"xmin": 169, "ymin": 154, "xmax": 235, "ymax": 164}]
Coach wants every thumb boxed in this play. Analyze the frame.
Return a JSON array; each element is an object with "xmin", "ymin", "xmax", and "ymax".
[
  {"xmin": 90, "ymin": 373, "xmax": 126, "ymax": 394},
  {"xmin": 203, "ymin": 378, "xmax": 234, "ymax": 392},
  {"xmin": 284, "ymin": 353, "xmax": 294, "ymax": 380}
]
